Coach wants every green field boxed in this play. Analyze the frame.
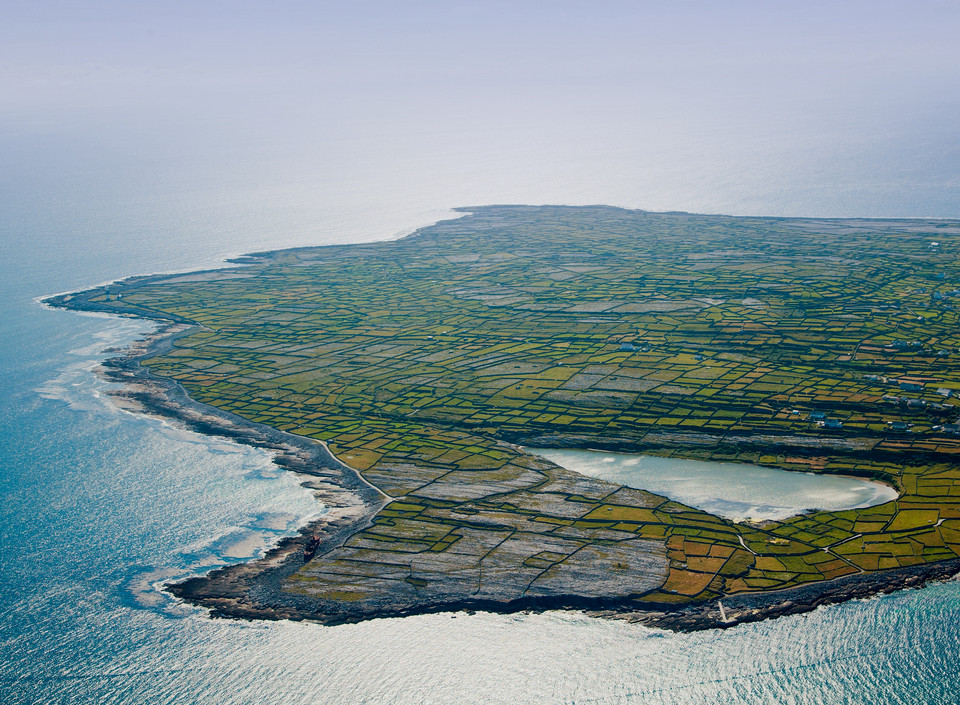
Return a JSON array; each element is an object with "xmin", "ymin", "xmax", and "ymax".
[{"xmin": 54, "ymin": 205, "xmax": 960, "ymax": 613}]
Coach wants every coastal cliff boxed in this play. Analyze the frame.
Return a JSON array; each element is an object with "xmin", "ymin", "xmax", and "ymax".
[{"xmin": 46, "ymin": 205, "xmax": 960, "ymax": 630}]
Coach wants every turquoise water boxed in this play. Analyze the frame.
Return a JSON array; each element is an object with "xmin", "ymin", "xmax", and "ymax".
[
  {"xmin": 527, "ymin": 449, "xmax": 899, "ymax": 522},
  {"xmin": 4, "ymin": 4, "xmax": 960, "ymax": 699},
  {"xmin": 3, "ymin": 204, "xmax": 960, "ymax": 705}
]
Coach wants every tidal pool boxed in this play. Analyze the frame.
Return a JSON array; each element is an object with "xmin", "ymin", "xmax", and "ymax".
[{"xmin": 526, "ymin": 448, "xmax": 899, "ymax": 522}]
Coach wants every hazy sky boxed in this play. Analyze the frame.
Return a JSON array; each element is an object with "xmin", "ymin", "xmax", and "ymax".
[{"xmin": 2, "ymin": 0, "xmax": 960, "ymax": 250}]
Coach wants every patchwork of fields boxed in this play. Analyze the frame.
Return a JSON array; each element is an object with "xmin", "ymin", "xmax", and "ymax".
[{"xmin": 54, "ymin": 205, "xmax": 960, "ymax": 619}]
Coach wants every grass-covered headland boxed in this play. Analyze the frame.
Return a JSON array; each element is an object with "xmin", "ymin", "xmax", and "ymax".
[{"xmin": 48, "ymin": 205, "xmax": 960, "ymax": 627}]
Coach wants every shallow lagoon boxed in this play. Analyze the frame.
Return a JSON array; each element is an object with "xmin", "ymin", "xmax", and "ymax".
[{"xmin": 526, "ymin": 448, "xmax": 899, "ymax": 522}]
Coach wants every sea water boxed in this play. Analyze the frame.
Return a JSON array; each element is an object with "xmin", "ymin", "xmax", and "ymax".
[
  {"xmin": 4, "ymin": 8, "xmax": 960, "ymax": 699},
  {"xmin": 3, "ymin": 189, "xmax": 960, "ymax": 705}
]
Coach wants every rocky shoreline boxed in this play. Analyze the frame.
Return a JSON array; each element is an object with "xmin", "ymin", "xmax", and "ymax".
[
  {"xmin": 170, "ymin": 534, "xmax": 960, "ymax": 631},
  {"xmin": 43, "ymin": 267, "xmax": 960, "ymax": 633},
  {"xmin": 83, "ymin": 319, "xmax": 395, "ymax": 615},
  {"xmin": 605, "ymin": 558, "xmax": 960, "ymax": 631}
]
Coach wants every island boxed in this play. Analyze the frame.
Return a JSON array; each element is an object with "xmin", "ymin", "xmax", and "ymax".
[{"xmin": 46, "ymin": 205, "xmax": 960, "ymax": 630}]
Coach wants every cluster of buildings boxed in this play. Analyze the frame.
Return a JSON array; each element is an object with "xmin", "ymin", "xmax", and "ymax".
[
  {"xmin": 804, "ymin": 374, "xmax": 959, "ymax": 433},
  {"xmin": 880, "ymin": 339, "xmax": 955, "ymax": 355},
  {"xmin": 808, "ymin": 410, "xmax": 842, "ymax": 428}
]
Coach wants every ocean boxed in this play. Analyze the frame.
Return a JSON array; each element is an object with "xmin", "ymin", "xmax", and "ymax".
[
  {"xmin": 4, "ymin": 3, "xmax": 960, "ymax": 702},
  {"xmin": 3, "ymin": 168, "xmax": 960, "ymax": 705}
]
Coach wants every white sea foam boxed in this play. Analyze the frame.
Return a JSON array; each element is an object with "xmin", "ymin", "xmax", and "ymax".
[{"xmin": 5, "ymin": 3, "xmax": 960, "ymax": 699}]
